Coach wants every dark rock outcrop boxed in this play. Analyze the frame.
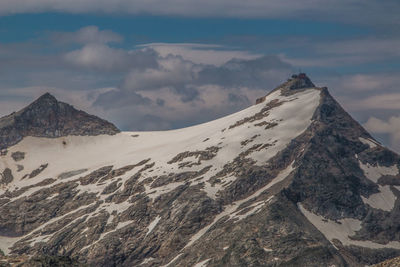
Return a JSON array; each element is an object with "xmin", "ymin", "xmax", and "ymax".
[{"xmin": 0, "ymin": 93, "xmax": 119, "ymax": 149}]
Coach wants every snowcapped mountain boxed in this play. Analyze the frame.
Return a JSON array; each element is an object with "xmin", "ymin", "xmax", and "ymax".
[{"xmin": 1, "ymin": 74, "xmax": 400, "ymax": 266}]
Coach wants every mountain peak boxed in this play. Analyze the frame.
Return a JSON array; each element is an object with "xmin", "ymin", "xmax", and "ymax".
[
  {"xmin": 287, "ymin": 72, "xmax": 315, "ymax": 90},
  {"xmin": 256, "ymin": 73, "xmax": 317, "ymax": 104},
  {"xmin": 26, "ymin": 92, "xmax": 59, "ymax": 111},
  {"xmin": 35, "ymin": 92, "xmax": 57, "ymax": 102},
  {"xmin": 0, "ymin": 93, "xmax": 120, "ymax": 149}
]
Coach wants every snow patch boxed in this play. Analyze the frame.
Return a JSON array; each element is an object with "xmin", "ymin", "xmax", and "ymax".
[
  {"xmin": 161, "ymin": 253, "xmax": 183, "ymax": 267},
  {"xmin": 28, "ymin": 234, "xmax": 52, "ymax": 246},
  {"xmin": 140, "ymin": 257, "xmax": 155, "ymax": 265},
  {"xmin": 0, "ymin": 236, "xmax": 22, "ymax": 255},
  {"xmin": 145, "ymin": 182, "xmax": 185, "ymax": 200},
  {"xmin": 358, "ymin": 161, "xmax": 399, "ymax": 183},
  {"xmin": 146, "ymin": 216, "xmax": 161, "ymax": 236},
  {"xmin": 299, "ymin": 204, "xmax": 400, "ymax": 249},
  {"xmin": 248, "ymin": 89, "xmax": 321, "ymax": 165},
  {"xmin": 359, "ymin": 137, "xmax": 379, "ymax": 148},
  {"xmin": 229, "ymin": 196, "xmax": 274, "ymax": 222},
  {"xmin": 361, "ymin": 185, "xmax": 396, "ymax": 211},
  {"xmin": 194, "ymin": 259, "xmax": 210, "ymax": 267}
]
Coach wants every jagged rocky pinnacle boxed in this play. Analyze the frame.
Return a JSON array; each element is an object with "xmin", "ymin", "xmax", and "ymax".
[{"xmin": 0, "ymin": 93, "xmax": 120, "ymax": 150}]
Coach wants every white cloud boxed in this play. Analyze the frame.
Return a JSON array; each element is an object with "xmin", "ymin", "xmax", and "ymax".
[
  {"xmin": 93, "ymin": 51, "xmax": 292, "ymax": 110},
  {"xmin": 52, "ymin": 26, "xmax": 123, "ymax": 44},
  {"xmin": 139, "ymin": 43, "xmax": 262, "ymax": 66},
  {"xmin": 64, "ymin": 43, "xmax": 158, "ymax": 72},
  {"xmin": 100, "ymin": 84, "xmax": 265, "ymax": 130},
  {"xmin": 327, "ymin": 73, "xmax": 400, "ymax": 93},
  {"xmin": 349, "ymin": 94, "xmax": 400, "ymax": 111},
  {"xmin": 339, "ymin": 74, "xmax": 390, "ymax": 92},
  {"xmin": 91, "ymin": 51, "xmax": 292, "ymax": 129},
  {"xmin": 64, "ymin": 43, "xmax": 130, "ymax": 71},
  {"xmin": 122, "ymin": 55, "xmax": 196, "ymax": 92},
  {"xmin": 364, "ymin": 116, "xmax": 400, "ymax": 152}
]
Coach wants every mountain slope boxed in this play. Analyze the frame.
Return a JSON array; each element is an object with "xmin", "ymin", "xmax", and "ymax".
[
  {"xmin": 1, "ymin": 74, "xmax": 400, "ymax": 266},
  {"xmin": 0, "ymin": 93, "xmax": 119, "ymax": 150}
]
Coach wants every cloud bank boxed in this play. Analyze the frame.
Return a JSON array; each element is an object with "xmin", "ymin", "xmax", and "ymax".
[
  {"xmin": 0, "ymin": 0, "xmax": 399, "ymax": 31},
  {"xmin": 1, "ymin": 25, "xmax": 399, "ymax": 152}
]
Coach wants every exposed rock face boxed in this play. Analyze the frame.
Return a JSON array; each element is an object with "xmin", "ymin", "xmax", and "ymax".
[
  {"xmin": 374, "ymin": 255, "xmax": 400, "ymax": 266},
  {"xmin": 0, "ymin": 254, "xmax": 82, "ymax": 267},
  {"xmin": 255, "ymin": 73, "xmax": 315, "ymax": 104},
  {"xmin": 1, "ymin": 75, "xmax": 400, "ymax": 266},
  {"xmin": 0, "ymin": 93, "xmax": 119, "ymax": 149}
]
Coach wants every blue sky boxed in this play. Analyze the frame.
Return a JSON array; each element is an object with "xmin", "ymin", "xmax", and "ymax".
[
  {"xmin": 1, "ymin": 13, "xmax": 369, "ymax": 43},
  {"xmin": 0, "ymin": 0, "xmax": 400, "ymax": 151}
]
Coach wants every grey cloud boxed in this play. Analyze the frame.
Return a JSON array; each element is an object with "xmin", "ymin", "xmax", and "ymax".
[
  {"xmin": 156, "ymin": 98, "xmax": 165, "ymax": 106},
  {"xmin": 122, "ymin": 55, "xmax": 195, "ymax": 91},
  {"xmin": 176, "ymin": 86, "xmax": 200, "ymax": 103},
  {"xmin": 0, "ymin": 0, "xmax": 399, "ymax": 31},
  {"xmin": 93, "ymin": 53, "xmax": 292, "ymax": 110},
  {"xmin": 352, "ymin": 94, "xmax": 400, "ymax": 111},
  {"xmin": 128, "ymin": 114, "xmax": 173, "ymax": 131},
  {"xmin": 276, "ymin": 36, "xmax": 400, "ymax": 68},
  {"xmin": 93, "ymin": 89, "xmax": 152, "ymax": 110},
  {"xmin": 51, "ymin": 26, "xmax": 123, "ymax": 44},
  {"xmin": 228, "ymin": 93, "xmax": 250, "ymax": 105},
  {"xmin": 100, "ymin": 88, "xmax": 257, "ymax": 131},
  {"xmin": 321, "ymin": 73, "xmax": 400, "ymax": 113},
  {"xmin": 314, "ymin": 38, "xmax": 400, "ymax": 58},
  {"xmin": 322, "ymin": 73, "xmax": 400, "ymax": 97},
  {"xmin": 364, "ymin": 116, "xmax": 400, "ymax": 152},
  {"xmin": 64, "ymin": 44, "xmax": 159, "ymax": 72},
  {"xmin": 90, "ymin": 51, "xmax": 284, "ymax": 131},
  {"xmin": 123, "ymin": 54, "xmax": 293, "ymax": 92},
  {"xmin": 197, "ymin": 56, "xmax": 292, "ymax": 88}
]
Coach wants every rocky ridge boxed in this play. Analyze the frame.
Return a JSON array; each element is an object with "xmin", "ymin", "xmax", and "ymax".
[
  {"xmin": 0, "ymin": 74, "xmax": 400, "ymax": 266},
  {"xmin": 0, "ymin": 93, "xmax": 119, "ymax": 150}
]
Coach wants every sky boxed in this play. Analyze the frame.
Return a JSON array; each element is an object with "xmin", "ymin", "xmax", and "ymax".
[{"xmin": 0, "ymin": 0, "xmax": 400, "ymax": 152}]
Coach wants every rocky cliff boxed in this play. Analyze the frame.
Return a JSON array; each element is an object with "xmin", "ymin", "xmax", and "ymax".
[{"xmin": 0, "ymin": 93, "xmax": 120, "ymax": 150}]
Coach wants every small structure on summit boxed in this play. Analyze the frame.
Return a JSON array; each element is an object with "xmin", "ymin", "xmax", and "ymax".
[
  {"xmin": 298, "ymin": 73, "xmax": 307, "ymax": 79},
  {"xmin": 0, "ymin": 148, "xmax": 7, "ymax": 156},
  {"xmin": 255, "ymin": 73, "xmax": 316, "ymax": 104},
  {"xmin": 288, "ymin": 73, "xmax": 315, "ymax": 90}
]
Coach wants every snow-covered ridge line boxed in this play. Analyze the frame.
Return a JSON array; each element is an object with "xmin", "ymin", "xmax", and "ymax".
[{"xmin": 1, "ymin": 88, "xmax": 320, "ymax": 195}]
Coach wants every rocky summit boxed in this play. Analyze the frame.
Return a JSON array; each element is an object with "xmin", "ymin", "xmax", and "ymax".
[
  {"xmin": 1, "ymin": 74, "xmax": 400, "ymax": 266},
  {"xmin": 0, "ymin": 93, "xmax": 120, "ymax": 150}
]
